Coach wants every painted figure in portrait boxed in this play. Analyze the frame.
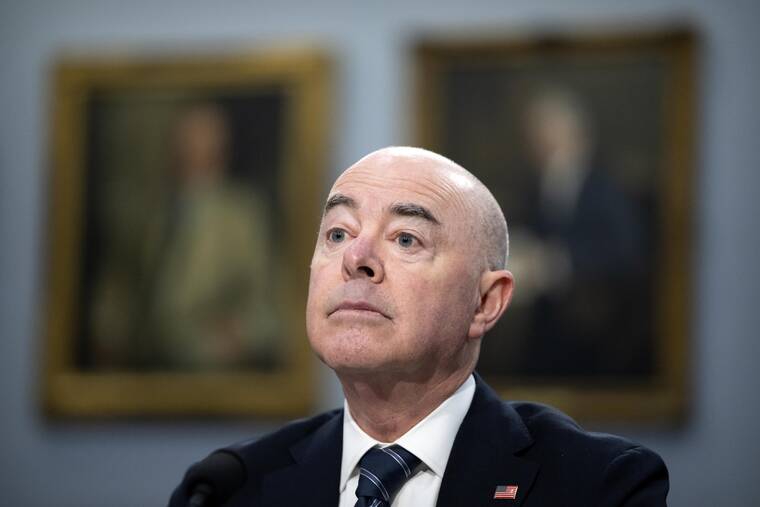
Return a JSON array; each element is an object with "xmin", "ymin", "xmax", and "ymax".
[{"xmin": 81, "ymin": 95, "xmax": 284, "ymax": 372}]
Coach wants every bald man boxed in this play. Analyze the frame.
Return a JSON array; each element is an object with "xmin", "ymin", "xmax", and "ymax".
[{"xmin": 169, "ymin": 147, "xmax": 668, "ymax": 507}]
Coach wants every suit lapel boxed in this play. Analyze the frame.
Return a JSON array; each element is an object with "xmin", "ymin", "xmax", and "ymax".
[
  {"xmin": 257, "ymin": 411, "xmax": 343, "ymax": 507},
  {"xmin": 437, "ymin": 376, "xmax": 539, "ymax": 507}
]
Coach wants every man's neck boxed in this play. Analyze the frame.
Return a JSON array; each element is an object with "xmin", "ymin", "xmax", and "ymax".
[{"xmin": 339, "ymin": 369, "xmax": 472, "ymax": 442}]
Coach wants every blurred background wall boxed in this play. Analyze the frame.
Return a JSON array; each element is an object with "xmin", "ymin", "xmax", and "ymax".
[{"xmin": 1, "ymin": 0, "xmax": 759, "ymax": 505}]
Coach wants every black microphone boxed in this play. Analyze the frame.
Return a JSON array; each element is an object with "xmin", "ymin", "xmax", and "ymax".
[{"xmin": 184, "ymin": 449, "xmax": 247, "ymax": 507}]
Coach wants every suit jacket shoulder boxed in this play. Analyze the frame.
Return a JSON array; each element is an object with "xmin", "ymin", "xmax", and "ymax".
[
  {"xmin": 509, "ymin": 401, "xmax": 668, "ymax": 506},
  {"xmin": 168, "ymin": 408, "xmax": 344, "ymax": 507},
  {"xmin": 437, "ymin": 377, "xmax": 668, "ymax": 507},
  {"xmin": 512, "ymin": 399, "xmax": 645, "ymax": 466},
  {"xmin": 232, "ymin": 408, "xmax": 342, "ymax": 475}
]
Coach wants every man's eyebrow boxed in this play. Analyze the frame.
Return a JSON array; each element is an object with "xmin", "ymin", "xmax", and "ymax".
[
  {"xmin": 324, "ymin": 193, "xmax": 357, "ymax": 214},
  {"xmin": 390, "ymin": 202, "xmax": 440, "ymax": 225}
]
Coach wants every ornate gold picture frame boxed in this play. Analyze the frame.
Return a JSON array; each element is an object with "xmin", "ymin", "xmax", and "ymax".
[
  {"xmin": 43, "ymin": 49, "xmax": 331, "ymax": 417},
  {"xmin": 415, "ymin": 29, "xmax": 696, "ymax": 423}
]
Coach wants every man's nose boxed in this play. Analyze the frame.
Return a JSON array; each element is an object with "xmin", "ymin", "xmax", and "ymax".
[{"xmin": 342, "ymin": 234, "xmax": 384, "ymax": 283}]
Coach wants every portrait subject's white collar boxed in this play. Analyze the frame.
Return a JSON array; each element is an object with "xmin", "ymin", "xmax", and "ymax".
[{"xmin": 339, "ymin": 374, "xmax": 476, "ymax": 492}]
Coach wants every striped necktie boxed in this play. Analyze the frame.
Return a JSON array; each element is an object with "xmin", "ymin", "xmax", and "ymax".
[{"xmin": 354, "ymin": 444, "xmax": 423, "ymax": 507}]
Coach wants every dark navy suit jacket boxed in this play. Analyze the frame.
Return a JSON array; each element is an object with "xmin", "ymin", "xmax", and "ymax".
[{"xmin": 169, "ymin": 375, "xmax": 668, "ymax": 506}]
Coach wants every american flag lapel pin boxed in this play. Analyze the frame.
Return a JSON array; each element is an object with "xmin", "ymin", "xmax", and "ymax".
[{"xmin": 493, "ymin": 484, "xmax": 518, "ymax": 500}]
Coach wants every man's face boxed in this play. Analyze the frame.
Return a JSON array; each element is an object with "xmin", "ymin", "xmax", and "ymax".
[{"xmin": 306, "ymin": 152, "xmax": 483, "ymax": 379}]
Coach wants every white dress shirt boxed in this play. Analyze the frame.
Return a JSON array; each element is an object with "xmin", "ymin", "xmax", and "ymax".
[{"xmin": 338, "ymin": 375, "xmax": 476, "ymax": 507}]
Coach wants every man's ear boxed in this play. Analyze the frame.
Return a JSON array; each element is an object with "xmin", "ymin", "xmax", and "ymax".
[{"xmin": 468, "ymin": 270, "xmax": 514, "ymax": 340}]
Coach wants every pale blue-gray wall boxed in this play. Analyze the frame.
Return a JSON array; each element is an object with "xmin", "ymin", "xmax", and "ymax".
[{"xmin": 1, "ymin": 1, "xmax": 759, "ymax": 505}]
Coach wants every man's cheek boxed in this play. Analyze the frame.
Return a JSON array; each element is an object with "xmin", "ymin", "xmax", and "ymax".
[{"xmin": 308, "ymin": 261, "xmax": 333, "ymax": 291}]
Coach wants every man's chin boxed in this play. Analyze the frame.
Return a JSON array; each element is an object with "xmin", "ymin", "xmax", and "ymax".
[
  {"xmin": 307, "ymin": 326, "xmax": 397, "ymax": 370},
  {"xmin": 319, "ymin": 351, "xmax": 395, "ymax": 377},
  {"xmin": 319, "ymin": 352, "xmax": 384, "ymax": 372}
]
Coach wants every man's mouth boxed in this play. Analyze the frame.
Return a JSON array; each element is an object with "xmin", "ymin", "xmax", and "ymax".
[{"xmin": 329, "ymin": 300, "xmax": 391, "ymax": 319}]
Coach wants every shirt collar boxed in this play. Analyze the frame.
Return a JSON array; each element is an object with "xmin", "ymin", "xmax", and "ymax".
[{"xmin": 339, "ymin": 374, "xmax": 476, "ymax": 492}]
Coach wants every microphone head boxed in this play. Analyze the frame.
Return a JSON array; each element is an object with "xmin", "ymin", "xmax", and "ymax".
[{"xmin": 184, "ymin": 449, "xmax": 247, "ymax": 505}]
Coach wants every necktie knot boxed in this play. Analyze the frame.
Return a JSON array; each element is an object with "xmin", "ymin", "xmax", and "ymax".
[{"xmin": 354, "ymin": 444, "xmax": 422, "ymax": 507}]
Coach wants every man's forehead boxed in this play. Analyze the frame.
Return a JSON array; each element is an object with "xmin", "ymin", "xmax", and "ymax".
[{"xmin": 333, "ymin": 158, "xmax": 472, "ymax": 204}]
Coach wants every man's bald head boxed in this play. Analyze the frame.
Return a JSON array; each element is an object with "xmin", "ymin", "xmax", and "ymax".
[{"xmin": 337, "ymin": 146, "xmax": 509, "ymax": 272}]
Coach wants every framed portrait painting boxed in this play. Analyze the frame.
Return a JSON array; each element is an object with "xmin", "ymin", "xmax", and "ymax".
[
  {"xmin": 415, "ymin": 28, "xmax": 696, "ymax": 423},
  {"xmin": 43, "ymin": 49, "xmax": 331, "ymax": 417}
]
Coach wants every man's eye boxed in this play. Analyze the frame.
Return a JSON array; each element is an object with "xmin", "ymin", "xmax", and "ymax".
[
  {"xmin": 328, "ymin": 228, "xmax": 347, "ymax": 243},
  {"xmin": 397, "ymin": 233, "xmax": 417, "ymax": 248}
]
